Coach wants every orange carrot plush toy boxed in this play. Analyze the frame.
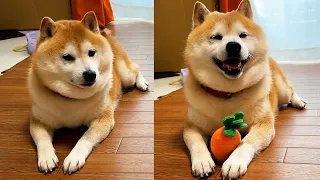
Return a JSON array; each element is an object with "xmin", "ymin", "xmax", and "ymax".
[{"xmin": 210, "ymin": 112, "xmax": 247, "ymax": 161}]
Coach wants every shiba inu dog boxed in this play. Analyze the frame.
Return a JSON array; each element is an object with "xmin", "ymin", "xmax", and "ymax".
[
  {"xmin": 183, "ymin": 0, "xmax": 306, "ymax": 179},
  {"xmin": 28, "ymin": 12, "xmax": 149, "ymax": 174}
]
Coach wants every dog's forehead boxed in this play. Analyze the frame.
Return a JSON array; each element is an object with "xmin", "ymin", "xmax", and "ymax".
[
  {"xmin": 212, "ymin": 22, "xmax": 227, "ymax": 34},
  {"xmin": 231, "ymin": 21, "xmax": 247, "ymax": 32},
  {"xmin": 81, "ymin": 41, "xmax": 94, "ymax": 51},
  {"xmin": 64, "ymin": 42, "xmax": 77, "ymax": 53},
  {"xmin": 63, "ymin": 41, "xmax": 96, "ymax": 54},
  {"xmin": 54, "ymin": 23, "xmax": 105, "ymax": 51},
  {"xmin": 209, "ymin": 22, "xmax": 247, "ymax": 35},
  {"xmin": 207, "ymin": 13, "xmax": 248, "ymax": 33}
]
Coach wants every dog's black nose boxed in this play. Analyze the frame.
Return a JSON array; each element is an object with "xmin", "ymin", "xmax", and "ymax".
[
  {"xmin": 83, "ymin": 70, "xmax": 96, "ymax": 82},
  {"xmin": 226, "ymin": 41, "xmax": 241, "ymax": 56}
]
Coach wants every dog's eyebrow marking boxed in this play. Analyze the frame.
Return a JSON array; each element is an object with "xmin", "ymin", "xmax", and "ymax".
[
  {"xmin": 81, "ymin": 41, "xmax": 94, "ymax": 52},
  {"xmin": 233, "ymin": 21, "xmax": 247, "ymax": 33},
  {"xmin": 212, "ymin": 22, "xmax": 226, "ymax": 35},
  {"xmin": 64, "ymin": 43, "xmax": 77, "ymax": 56}
]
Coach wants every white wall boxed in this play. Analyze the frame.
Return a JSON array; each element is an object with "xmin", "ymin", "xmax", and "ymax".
[
  {"xmin": 252, "ymin": 0, "xmax": 320, "ymax": 61},
  {"xmin": 111, "ymin": 0, "xmax": 154, "ymax": 21}
]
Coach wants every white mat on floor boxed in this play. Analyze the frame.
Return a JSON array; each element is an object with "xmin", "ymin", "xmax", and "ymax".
[
  {"xmin": 154, "ymin": 76, "xmax": 183, "ymax": 100},
  {"xmin": 0, "ymin": 36, "xmax": 29, "ymax": 75}
]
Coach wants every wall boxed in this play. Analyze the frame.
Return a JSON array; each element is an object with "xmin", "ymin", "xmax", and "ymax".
[
  {"xmin": 0, "ymin": 0, "xmax": 71, "ymax": 30},
  {"xmin": 155, "ymin": 0, "xmax": 217, "ymax": 72}
]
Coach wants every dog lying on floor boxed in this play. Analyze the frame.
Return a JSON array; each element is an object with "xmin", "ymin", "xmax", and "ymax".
[
  {"xmin": 183, "ymin": 0, "xmax": 306, "ymax": 179},
  {"xmin": 28, "ymin": 11, "xmax": 149, "ymax": 174}
]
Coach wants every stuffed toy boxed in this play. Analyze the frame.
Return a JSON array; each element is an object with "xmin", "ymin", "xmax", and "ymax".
[{"xmin": 210, "ymin": 112, "xmax": 247, "ymax": 161}]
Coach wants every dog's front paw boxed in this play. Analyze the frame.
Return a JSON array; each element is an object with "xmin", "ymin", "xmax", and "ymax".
[
  {"xmin": 63, "ymin": 152, "xmax": 86, "ymax": 174},
  {"xmin": 38, "ymin": 148, "xmax": 59, "ymax": 173},
  {"xmin": 221, "ymin": 156, "xmax": 248, "ymax": 179},
  {"xmin": 191, "ymin": 153, "xmax": 215, "ymax": 178}
]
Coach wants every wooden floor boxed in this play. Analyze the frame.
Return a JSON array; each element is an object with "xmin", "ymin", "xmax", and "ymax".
[
  {"xmin": 0, "ymin": 21, "xmax": 154, "ymax": 179},
  {"xmin": 155, "ymin": 64, "xmax": 320, "ymax": 180}
]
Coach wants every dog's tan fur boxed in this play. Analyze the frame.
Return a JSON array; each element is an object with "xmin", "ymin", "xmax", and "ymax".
[
  {"xmin": 28, "ymin": 12, "xmax": 149, "ymax": 174},
  {"xmin": 183, "ymin": 1, "xmax": 306, "ymax": 179}
]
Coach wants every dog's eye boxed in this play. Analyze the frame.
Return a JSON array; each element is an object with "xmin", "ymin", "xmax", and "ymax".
[
  {"xmin": 211, "ymin": 34, "xmax": 223, "ymax": 40},
  {"xmin": 239, "ymin": 32, "xmax": 248, "ymax": 38},
  {"xmin": 88, "ymin": 49, "xmax": 96, "ymax": 57},
  {"xmin": 62, "ymin": 54, "xmax": 75, "ymax": 61}
]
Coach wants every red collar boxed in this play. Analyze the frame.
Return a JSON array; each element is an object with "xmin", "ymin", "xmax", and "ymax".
[{"xmin": 201, "ymin": 85, "xmax": 232, "ymax": 98}]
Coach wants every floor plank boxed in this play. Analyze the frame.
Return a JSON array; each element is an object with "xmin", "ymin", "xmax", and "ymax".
[
  {"xmin": 117, "ymin": 100, "xmax": 154, "ymax": 112},
  {"xmin": 76, "ymin": 154, "xmax": 154, "ymax": 173},
  {"xmin": 270, "ymin": 136, "xmax": 320, "ymax": 148},
  {"xmin": 115, "ymin": 111, "xmax": 154, "ymax": 124},
  {"xmin": 253, "ymin": 148, "xmax": 287, "ymax": 163},
  {"xmin": 276, "ymin": 125, "xmax": 320, "ymax": 135},
  {"xmin": 284, "ymin": 148, "xmax": 320, "ymax": 165},
  {"xmin": 276, "ymin": 116, "xmax": 320, "ymax": 126},
  {"xmin": 121, "ymin": 91, "xmax": 154, "ymax": 101},
  {"xmin": 117, "ymin": 137, "xmax": 154, "ymax": 154},
  {"xmin": 109, "ymin": 124, "xmax": 154, "ymax": 137}
]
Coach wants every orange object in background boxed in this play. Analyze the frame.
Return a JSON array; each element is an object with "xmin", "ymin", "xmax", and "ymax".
[
  {"xmin": 219, "ymin": 0, "xmax": 242, "ymax": 12},
  {"xmin": 71, "ymin": 0, "xmax": 114, "ymax": 27}
]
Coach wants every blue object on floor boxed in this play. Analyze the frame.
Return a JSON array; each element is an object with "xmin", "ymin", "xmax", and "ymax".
[{"xmin": 26, "ymin": 31, "xmax": 39, "ymax": 55}]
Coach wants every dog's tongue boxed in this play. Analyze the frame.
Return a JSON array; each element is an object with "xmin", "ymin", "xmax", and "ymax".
[{"xmin": 223, "ymin": 63, "xmax": 241, "ymax": 69}]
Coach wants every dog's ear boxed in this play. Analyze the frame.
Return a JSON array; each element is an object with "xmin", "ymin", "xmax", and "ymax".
[
  {"xmin": 237, "ymin": 0, "xmax": 253, "ymax": 20},
  {"xmin": 193, "ymin": 1, "xmax": 210, "ymax": 29},
  {"xmin": 39, "ymin": 17, "xmax": 56, "ymax": 44},
  {"xmin": 81, "ymin": 11, "xmax": 100, "ymax": 33}
]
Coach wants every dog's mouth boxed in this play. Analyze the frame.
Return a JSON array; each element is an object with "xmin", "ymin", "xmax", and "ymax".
[
  {"xmin": 80, "ymin": 81, "xmax": 96, "ymax": 87},
  {"xmin": 213, "ymin": 55, "xmax": 250, "ymax": 78}
]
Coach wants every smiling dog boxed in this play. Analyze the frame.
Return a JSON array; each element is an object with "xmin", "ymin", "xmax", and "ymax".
[
  {"xmin": 28, "ymin": 12, "xmax": 149, "ymax": 174},
  {"xmin": 183, "ymin": 0, "xmax": 306, "ymax": 179}
]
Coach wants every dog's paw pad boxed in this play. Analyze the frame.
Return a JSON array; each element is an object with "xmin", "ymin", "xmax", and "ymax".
[
  {"xmin": 191, "ymin": 155, "xmax": 215, "ymax": 178},
  {"xmin": 38, "ymin": 150, "xmax": 59, "ymax": 173},
  {"xmin": 63, "ymin": 153, "xmax": 86, "ymax": 174}
]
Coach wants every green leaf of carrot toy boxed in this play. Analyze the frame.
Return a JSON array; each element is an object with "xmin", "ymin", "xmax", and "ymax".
[
  {"xmin": 234, "ymin": 123, "xmax": 248, "ymax": 129},
  {"xmin": 222, "ymin": 116, "xmax": 235, "ymax": 126},
  {"xmin": 224, "ymin": 128, "xmax": 236, "ymax": 137},
  {"xmin": 229, "ymin": 119, "xmax": 243, "ymax": 126},
  {"xmin": 234, "ymin": 112, "xmax": 244, "ymax": 120}
]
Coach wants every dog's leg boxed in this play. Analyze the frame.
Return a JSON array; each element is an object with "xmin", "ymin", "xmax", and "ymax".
[
  {"xmin": 63, "ymin": 106, "xmax": 115, "ymax": 174},
  {"xmin": 221, "ymin": 112, "xmax": 275, "ymax": 179},
  {"xmin": 115, "ymin": 58, "xmax": 149, "ymax": 91},
  {"xmin": 184, "ymin": 123, "xmax": 215, "ymax": 178},
  {"xmin": 275, "ymin": 74, "xmax": 306, "ymax": 109},
  {"xmin": 30, "ymin": 118, "xmax": 58, "ymax": 173},
  {"xmin": 271, "ymin": 58, "xmax": 306, "ymax": 109},
  {"xmin": 290, "ymin": 91, "xmax": 307, "ymax": 109}
]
